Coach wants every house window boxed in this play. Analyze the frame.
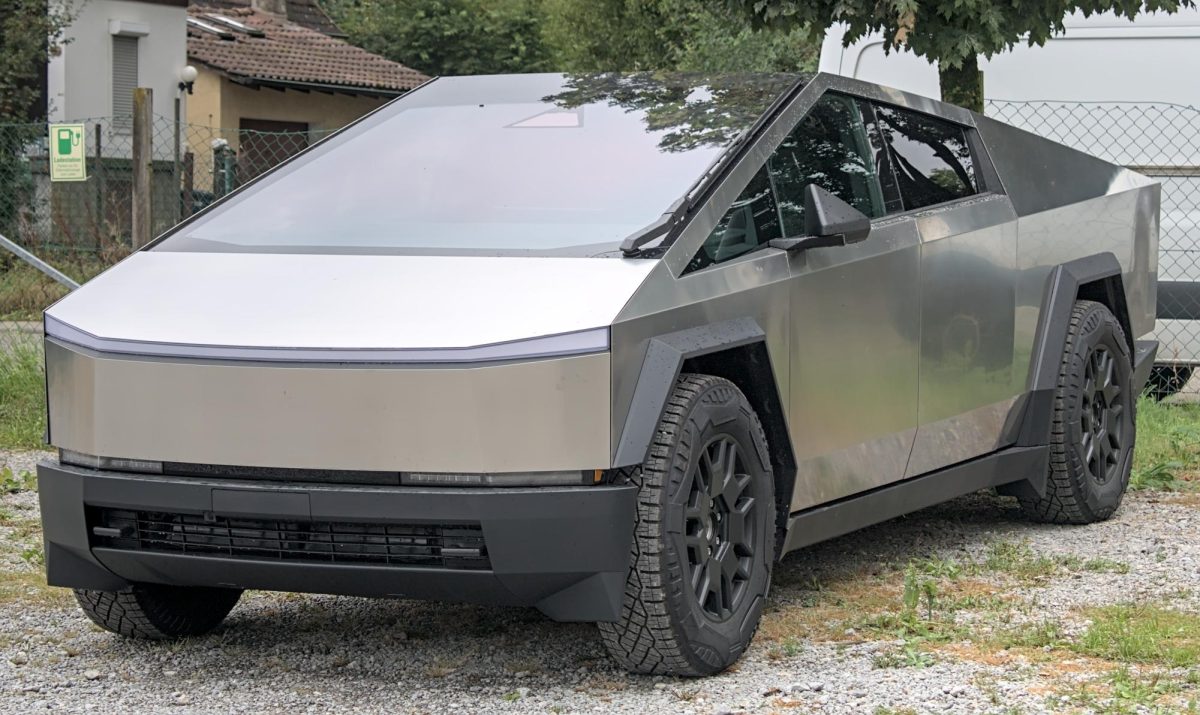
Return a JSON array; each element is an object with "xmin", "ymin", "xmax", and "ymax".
[{"xmin": 112, "ymin": 35, "xmax": 139, "ymax": 122}]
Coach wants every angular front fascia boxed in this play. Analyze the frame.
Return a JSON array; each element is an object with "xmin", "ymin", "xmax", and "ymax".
[{"xmin": 46, "ymin": 339, "xmax": 612, "ymax": 473}]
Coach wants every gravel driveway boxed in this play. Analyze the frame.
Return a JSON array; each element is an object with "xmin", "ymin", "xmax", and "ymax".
[{"xmin": 3, "ymin": 448, "xmax": 1198, "ymax": 715}]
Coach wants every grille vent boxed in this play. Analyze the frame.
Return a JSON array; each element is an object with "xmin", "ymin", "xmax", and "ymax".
[{"xmin": 90, "ymin": 508, "xmax": 489, "ymax": 570}]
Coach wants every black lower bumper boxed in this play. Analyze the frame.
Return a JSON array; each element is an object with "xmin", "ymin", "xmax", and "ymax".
[{"xmin": 38, "ymin": 461, "xmax": 637, "ymax": 622}]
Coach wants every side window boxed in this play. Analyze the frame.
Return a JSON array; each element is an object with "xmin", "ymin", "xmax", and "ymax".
[
  {"xmin": 768, "ymin": 94, "xmax": 885, "ymax": 237},
  {"xmin": 686, "ymin": 166, "xmax": 781, "ymax": 273},
  {"xmin": 872, "ymin": 104, "xmax": 979, "ymax": 211}
]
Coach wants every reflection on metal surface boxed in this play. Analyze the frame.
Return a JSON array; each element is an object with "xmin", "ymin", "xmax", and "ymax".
[
  {"xmin": 907, "ymin": 195, "xmax": 1018, "ymax": 476},
  {"xmin": 45, "ymin": 252, "xmax": 652, "ymax": 352},
  {"xmin": 786, "ymin": 218, "xmax": 921, "ymax": 509},
  {"xmin": 46, "ymin": 340, "xmax": 612, "ymax": 473}
]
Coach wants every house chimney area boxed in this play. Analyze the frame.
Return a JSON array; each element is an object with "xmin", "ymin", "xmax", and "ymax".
[{"xmin": 250, "ymin": 0, "xmax": 288, "ymax": 18}]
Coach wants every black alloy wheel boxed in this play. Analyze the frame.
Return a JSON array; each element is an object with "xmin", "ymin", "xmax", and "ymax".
[{"xmin": 683, "ymin": 435, "xmax": 757, "ymax": 621}]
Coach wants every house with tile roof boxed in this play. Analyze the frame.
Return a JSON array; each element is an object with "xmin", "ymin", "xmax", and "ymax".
[{"xmin": 185, "ymin": 0, "xmax": 427, "ymax": 180}]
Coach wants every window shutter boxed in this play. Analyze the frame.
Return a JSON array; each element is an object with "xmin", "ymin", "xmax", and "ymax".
[{"xmin": 112, "ymin": 36, "xmax": 139, "ymax": 120}]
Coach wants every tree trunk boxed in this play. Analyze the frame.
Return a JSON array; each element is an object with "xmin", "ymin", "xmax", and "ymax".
[{"xmin": 938, "ymin": 56, "xmax": 984, "ymax": 113}]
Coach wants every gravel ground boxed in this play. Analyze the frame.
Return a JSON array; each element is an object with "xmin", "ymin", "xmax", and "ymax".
[{"xmin": 2, "ymin": 448, "xmax": 1198, "ymax": 714}]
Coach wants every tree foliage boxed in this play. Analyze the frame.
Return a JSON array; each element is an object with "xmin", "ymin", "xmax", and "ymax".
[
  {"xmin": 323, "ymin": 0, "xmax": 819, "ymax": 77},
  {"xmin": 0, "ymin": 0, "xmax": 71, "ymax": 121},
  {"xmin": 543, "ymin": 0, "xmax": 817, "ymax": 73},
  {"xmin": 730, "ymin": 0, "xmax": 1196, "ymax": 111},
  {"xmin": 0, "ymin": 0, "xmax": 71, "ymax": 242},
  {"xmin": 545, "ymin": 72, "xmax": 798, "ymax": 152},
  {"xmin": 322, "ymin": 0, "xmax": 553, "ymax": 77}
]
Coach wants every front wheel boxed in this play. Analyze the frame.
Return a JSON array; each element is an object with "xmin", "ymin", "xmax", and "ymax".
[
  {"xmin": 599, "ymin": 374, "xmax": 775, "ymax": 676},
  {"xmin": 75, "ymin": 584, "xmax": 242, "ymax": 640}
]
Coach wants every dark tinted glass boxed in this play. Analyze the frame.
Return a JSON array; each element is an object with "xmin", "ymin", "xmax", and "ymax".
[
  {"xmin": 154, "ymin": 73, "xmax": 803, "ymax": 256},
  {"xmin": 768, "ymin": 94, "xmax": 885, "ymax": 237},
  {"xmin": 686, "ymin": 167, "xmax": 781, "ymax": 272},
  {"xmin": 873, "ymin": 105, "xmax": 978, "ymax": 210}
]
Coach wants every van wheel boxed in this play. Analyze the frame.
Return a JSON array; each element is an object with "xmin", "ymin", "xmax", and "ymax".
[
  {"xmin": 1146, "ymin": 365, "xmax": 1194, "ymax": 400},
  {"xmin": 75, "ymin": 584, "xmax": 242, "ymax": 639},
  {"xmin": 1019, "ymin": 300, "xmax": 1135, "ymax": 524},
  {"xmin": 599, "ymin": 374, "xmax": 775, "ymax": 676}
]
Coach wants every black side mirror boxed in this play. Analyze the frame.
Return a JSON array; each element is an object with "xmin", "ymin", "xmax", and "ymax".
[{"xmin": 769, "ymin": 185, "xmax": 872, "ymax": 252}]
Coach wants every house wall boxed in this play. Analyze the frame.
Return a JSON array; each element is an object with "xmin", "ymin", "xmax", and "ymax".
[
  {"xmin": 49, "ymin": 0, "xmax": 188, "ymax": 124},
  {"xmin": 184, "ymin": 63, "xmax": 392, "ymax": 195}
]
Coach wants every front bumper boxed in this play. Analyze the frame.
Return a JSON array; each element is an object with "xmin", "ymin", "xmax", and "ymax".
[{"xmin": 38, "ymin": 461, "xmax": 637, "ymax": 622}]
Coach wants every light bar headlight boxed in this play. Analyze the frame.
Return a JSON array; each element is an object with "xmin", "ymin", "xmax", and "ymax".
[
  {"xmin": 401, "ymin": 470, "xmax": 595, "ymax": 487},
  {"xmin": 59, "ymin": 449, "xmax": 163, "ymax": 474}
]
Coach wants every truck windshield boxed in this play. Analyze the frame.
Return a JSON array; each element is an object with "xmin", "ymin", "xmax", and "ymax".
[{"xmin": 153, "ymin": 73, "xmax": 802, "ymax": 257}]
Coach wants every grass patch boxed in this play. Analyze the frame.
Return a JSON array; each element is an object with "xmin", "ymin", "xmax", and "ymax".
[
  {"xmin": 1058, "ymin": 667, "xmax": 1197, "ymax": 715},
  {"xmin": 0, "ymin": 569, "xmax": 71, "ymax": 607},
  {"xmin": 0, "ymin": 254, "xmax": 118, "ymax": 320},
  {"xmin": 1132, "ymin": 396, "xmax": 1200, "ymax": 491},
  {"xmin": 1076, "ymin": 605, "xmax": 1200, "ymax": 668},
  {"xmin": 1, "ymin": 465, "xmax": 37, "ymax": 493},
  {"xmin": 978, "ymin": 541, "xmax": 1063, "ymax": 583},
  {"xmin": 0, "ymin": 338, "xmax": 45, "ymax": 449}
]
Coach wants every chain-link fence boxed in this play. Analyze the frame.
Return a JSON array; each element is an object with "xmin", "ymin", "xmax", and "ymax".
[
  {"xmin": 0, "ymin": 115, "xmax": 331, "ymax": 319},
  {"xmin": 987, "ymin": 100, "xmax": 1200, "ymax": 398}
]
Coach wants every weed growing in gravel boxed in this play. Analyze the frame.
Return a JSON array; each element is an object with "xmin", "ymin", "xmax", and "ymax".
[
  {"xmin": 992, "ymin": 619, "xmax": 1066, "ymax": 650},
  {"xmin": 1076, "ymin": 604, "xmax": 1200, "ymax": 668},
  {"xmin": 1082, "ymin": 558, "xmax": 1131, "ymax": 575},
  {"xmin": 979, "ymin": 541, "xmax": 1062, "ymax": 582},
  {"xmin": 1058, "ymin": 666, "xmax": 1195, "ymax": 715},
  {"xmin": 1, "ymin": 466, "xmax": 36, "ymax": 493},
  {"xmin": 20, "ymin": 545, "xmax": 43, "ymax": 566},
  {"xmin": 872, "ymin": 642, "xmax": 935, "ymax": 669}
]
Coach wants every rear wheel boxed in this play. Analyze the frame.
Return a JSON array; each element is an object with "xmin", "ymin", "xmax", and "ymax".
[
  {"xmin": 1020, "ymin": 300, "xmax": 1135, "ymax": 524},
  {"xmin": 599, "ymin": 374, "xmax": 775, "ymax": 676},
  {"xmin": 1146, "ymin": 365, "xmax": 1194, "ymax": 401},
  {"xmin": 75, "ymin": 584, "xmax": 242, "ymax": 640}
]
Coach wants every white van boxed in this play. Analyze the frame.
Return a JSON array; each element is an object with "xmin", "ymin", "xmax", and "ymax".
[{"xmin": 820, "ymin": 9, "xmax": 1200, "ymax": 397}]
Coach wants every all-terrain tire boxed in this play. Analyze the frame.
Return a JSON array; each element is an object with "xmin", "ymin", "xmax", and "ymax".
[
  {"xmin": 599, "ymin": 374, "xmax": 775, "ymax": 676},
  {"xmin": 1019, "ymin": 300, "xmax": 1135, "ymax": 524},
  {"xmin": 75, "ymin": 584, "xmax": 242, "ymax": 640}
]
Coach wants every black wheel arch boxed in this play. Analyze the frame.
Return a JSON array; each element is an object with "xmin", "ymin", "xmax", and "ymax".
[
  {"xmin": 1009, "ymin": 253, "xmax": 1144, "ymax": 447},
  {"xmin": 612, "ymin": 318, "xmax": 795, "ymax": 557}
]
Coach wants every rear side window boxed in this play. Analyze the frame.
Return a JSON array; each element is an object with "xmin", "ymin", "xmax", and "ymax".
[
  {"xmin": 686, "ymin": 166, "xmax": 781, "ymax": 273},
  {"xmin": 768, "ymin": 93, "xmax": 886, "ymax": 236},
  {"xmin": 872, "ymin": 104, "xmax": 978, "ymax": 210}
]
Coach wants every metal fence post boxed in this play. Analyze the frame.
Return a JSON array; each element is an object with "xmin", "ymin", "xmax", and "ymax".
[{"xmin": 131, "ymin": 87, "xmax": 153, "ymax": 249}]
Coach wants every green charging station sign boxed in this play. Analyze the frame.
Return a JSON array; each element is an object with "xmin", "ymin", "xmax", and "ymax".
[{"xmin": 49, "ymin": 124, "xmax": 87, "ymax": 182}]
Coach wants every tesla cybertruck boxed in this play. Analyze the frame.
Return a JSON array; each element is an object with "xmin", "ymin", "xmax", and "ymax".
[{"xmin": 38, "ymin": 72, "xmax": 1158, "ymax": 676}]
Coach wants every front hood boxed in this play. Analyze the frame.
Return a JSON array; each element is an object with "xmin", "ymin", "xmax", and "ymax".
[{"xmin": 45, "ymin": 252, "xmax": 657, "ymax": 361}]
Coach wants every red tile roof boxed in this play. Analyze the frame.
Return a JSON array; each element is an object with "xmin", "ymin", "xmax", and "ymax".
[{"xmin": 187, "ymin": 6, "xmax": 428, "ymax": 95}]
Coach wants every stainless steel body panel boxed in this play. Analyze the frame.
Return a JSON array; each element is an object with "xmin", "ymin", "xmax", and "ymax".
[
  {"xmin": 608, "ymin": 253, "xmax": 794, "ymax": 464},
  {"xmin": 784, "ymin": 217, "xmax": 921, "ymax": 509},
  {"xmin": 46, "ymin": 252, "xmax": 655, "ymax": 351},
  {"xmin": 46, "ymin": 339, "xmax": 612, "ymax": 473},
  {"xmin": 906, "ymin": 195, "xmax": 1019, "ymax": 477}
]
